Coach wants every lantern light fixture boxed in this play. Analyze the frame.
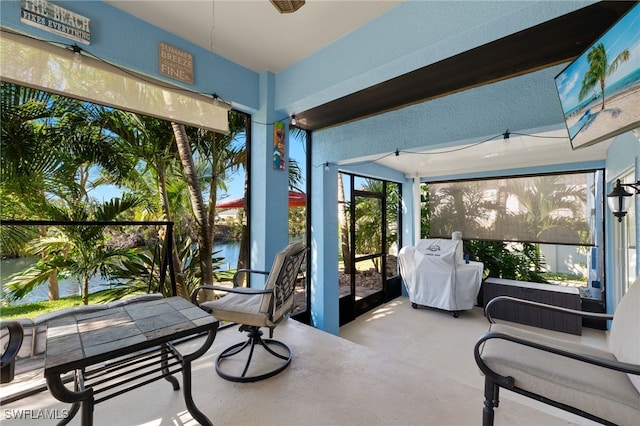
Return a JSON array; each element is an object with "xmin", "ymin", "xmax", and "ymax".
[{"xmin": 607, "ymin": 178, "xmax": 640, "ymax": 222}]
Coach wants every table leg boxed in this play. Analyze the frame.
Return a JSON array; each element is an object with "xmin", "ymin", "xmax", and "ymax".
[
  {"xmin": 61, "ymin": 402, "xmax": 80, "ymax": 426},
  {"xmin": 46, "ymin": 371, "xmax": 94, "ymax": 426},
  {"xmin": 181, "ymin": 357, "xmax": 212, "ymax": 426},
  {"xmin": 178, "ymin": 328, "xmax": 217, "ymax": 426},
  {"xmin": 161, "ymin": 343, "xmax": 180, "ymax": 390},
  {"xmin": 57, "ymin": 372, "xmax": 81, "ymax": 426}
]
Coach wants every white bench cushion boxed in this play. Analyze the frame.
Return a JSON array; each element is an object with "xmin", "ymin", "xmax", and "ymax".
[
  {"xmin": 480, "ymin": 323, "xmax": 640, "ymax": 425},
  {"xmin": 609, "ymin": 278, "xmax": 640, "ymax": 394}
]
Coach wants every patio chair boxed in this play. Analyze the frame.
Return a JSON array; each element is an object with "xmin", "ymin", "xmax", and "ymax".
[
  {"xmin": 474, "ymin": 277, "xmax": 640, "ymax": 425},
  {"xmin": 191, "ymin": 242, "xmax": 307, "ymax": 382},
  {"xmin": 1, "ymin": 321, "xmax": 24, "ymax": 383}
]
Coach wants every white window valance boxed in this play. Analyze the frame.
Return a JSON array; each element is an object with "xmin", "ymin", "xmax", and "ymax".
[{"xmin": 0, "ymin": 30, "xmax": 229, "ymax": 134}]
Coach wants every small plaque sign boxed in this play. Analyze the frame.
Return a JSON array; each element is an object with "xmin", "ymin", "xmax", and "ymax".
[
  {"xmin": 159, "ymin": 42, "xmax": 194, "ymax": 85},
  {"xmin": 20, "ymin": 0, "xmax": 91, "ymax": 45}
]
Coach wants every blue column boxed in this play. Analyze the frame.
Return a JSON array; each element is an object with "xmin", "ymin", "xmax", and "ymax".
[
  {"xmin": 250, "ymin": 72, "xmax": 289, "ymax": 282},
  {"xmin": 309, "ymin": 162, "xmax": 340, "ymax": 335}
]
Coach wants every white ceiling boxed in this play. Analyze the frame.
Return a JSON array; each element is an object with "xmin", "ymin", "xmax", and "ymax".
[
  {"xmin": 347, "ymin": 128, "xmax": 614, "ymax": 178},
  {"xmin": 105, "ymin": 0, "xmax": 402, "ymax": 73}
]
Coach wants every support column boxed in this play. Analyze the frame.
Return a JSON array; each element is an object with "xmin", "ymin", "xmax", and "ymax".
[
  {"xmin": 400, "ymin": 174, "xmax": 419, "ymax": 297},
  {"xmin": 250, "ymin": 72, "xmax": 289, "ymax": 282},
  {"xmin": 406, "ymin": 174, "xmax": 420, "ymax": 243},
  {"xmin": 309, "ymin": 162, "xmax": 340, "ymax": 335}
]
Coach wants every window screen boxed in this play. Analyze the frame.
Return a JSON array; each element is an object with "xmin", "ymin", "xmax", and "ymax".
[
  {"xmin": 426, "ymin": 171, "xmax": 602, "ymax": 246},
  {"xmin": 1, "ymin": 31, "xmax": 229, "ymax": 134}
]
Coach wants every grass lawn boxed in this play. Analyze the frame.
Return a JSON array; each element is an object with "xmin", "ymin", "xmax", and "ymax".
[
  {"xmin": 1, "ymin": 270, "xmax": 240, "ymax": 321},
  {"xmin": 541, "ymin": 272, "xmax": 587, "ymax": 287},
  {"xmin": 1, "ymin": 293, "xmax": 113, "ymax": 321}
]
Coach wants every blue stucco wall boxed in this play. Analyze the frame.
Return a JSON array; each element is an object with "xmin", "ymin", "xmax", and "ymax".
[{"xmin": 313, "ymin": 66, "xmax": 569, "ymax": 165}]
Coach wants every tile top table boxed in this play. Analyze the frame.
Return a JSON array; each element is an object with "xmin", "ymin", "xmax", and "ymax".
[{"xmin": 45, "ymin": 296, "xmax": 218, "ymax": 426}]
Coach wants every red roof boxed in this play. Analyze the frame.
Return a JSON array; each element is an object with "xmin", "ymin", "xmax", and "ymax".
[{"xmin": 216, "ymin": 190, "xmax": 306, "ymax": 209}]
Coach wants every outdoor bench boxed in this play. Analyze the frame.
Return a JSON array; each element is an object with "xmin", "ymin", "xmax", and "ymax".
[{"xmin": 482, "ymin": 277, "xmax": 582, "ymax": 334}]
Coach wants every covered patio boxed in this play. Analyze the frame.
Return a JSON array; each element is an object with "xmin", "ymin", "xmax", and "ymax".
[
  {"xmin": 1, "ymin": 1, "xmax": 639, "ymax": 424},
  {"xmin": 1, "ymin": 0, "xmax": 637, "ymax": 332}
]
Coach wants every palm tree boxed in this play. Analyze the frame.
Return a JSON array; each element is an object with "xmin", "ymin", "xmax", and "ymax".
[
  {"xmin": 94, "ymin": 110, "xmax": 194, "ymax": 297},
  {"xmin": 172, "ymin": 111, "xmax": 249, "ymax": 290},
  {"xmin": 579, "ymin": 42, "xmax": 630, "ymax": 110},
  {"xmin": 4, "ymin": 195, "xmax": 142, "ymax": 305},
  {"xmin": 183, "ymin": 112, "xmax": 247, "ymax": 287},
  {"xmin": 1, "ymin": 84, "xmax": 60, "ymax": 298},
  {"xmin": 90, "ymin": 107, "xmax": 250, "ymax": 295},
  {"xmin": 427, "ymin": 181, "xmax": 494, "ymax": 239},
  {"xmin": 504, "ymin": 175, "xmax": 588, "ymax": 244},
  {"xmin": 172, "ymin": 122, "xmax": 214, "ymax": 291},
  {"xmin": 338, "ymin": 173, "xmax": 352, "ymax": 273},
  {"xmin": 1, "ymin": 84, "xmax": 258, "ymax": 301},
  {"xmin": 1, "ymin": 83, "xmax": 131, "ymax": 300}
]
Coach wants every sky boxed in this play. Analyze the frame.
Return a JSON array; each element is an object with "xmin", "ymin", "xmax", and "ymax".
[{"xmin": 554, "ymin": 4, "xmax": 640, "ymax": 114}]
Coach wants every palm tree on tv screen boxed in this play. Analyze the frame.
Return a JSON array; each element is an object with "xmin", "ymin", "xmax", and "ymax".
[{"xmin": 579, "ymin": 42, "xmax": 630, "ymax": 110}]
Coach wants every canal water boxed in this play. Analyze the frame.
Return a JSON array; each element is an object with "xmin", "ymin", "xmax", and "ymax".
[{"xmin": 1, "ymin": 242, "xmax": 240, "ymax": 306}]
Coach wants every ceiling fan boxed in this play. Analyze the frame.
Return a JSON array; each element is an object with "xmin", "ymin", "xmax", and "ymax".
[{"xmin": 270, "ymin": 0, "xmax": 305, "ymax": 14}]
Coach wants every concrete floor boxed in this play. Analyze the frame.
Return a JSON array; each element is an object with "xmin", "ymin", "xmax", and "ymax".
[{"xmin": 1, "ymin": 296, "xmax": 607, "ymax": 425}]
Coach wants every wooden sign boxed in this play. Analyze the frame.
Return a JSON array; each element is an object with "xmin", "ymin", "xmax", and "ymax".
[
  {"xmin": 20, "ymin": 0, "xmax": 91, "ymax": 45},
  {"xmin": 159, "ymin": 42, "xmax": 194, "ymax": 85}
]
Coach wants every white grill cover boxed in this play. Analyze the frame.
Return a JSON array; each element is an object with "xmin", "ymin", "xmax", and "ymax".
[{"xmin": 399, "ymin": 239, "xmax": 483, "ymax": 312}]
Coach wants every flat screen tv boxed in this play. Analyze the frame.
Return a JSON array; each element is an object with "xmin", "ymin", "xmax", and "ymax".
[{"xmin": 554, "ymin": 3, "xmax": 640, "ymax": 149}]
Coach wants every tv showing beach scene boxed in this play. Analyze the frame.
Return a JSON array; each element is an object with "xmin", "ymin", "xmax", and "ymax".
[{"xmin": 554, "ymin": 3, "xmax": 640, "ymax": 150}]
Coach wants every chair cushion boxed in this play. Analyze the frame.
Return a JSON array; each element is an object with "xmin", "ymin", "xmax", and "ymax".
[
  {"xmin": 480, "ymin": 324, "xmax": 640, "ymax": 425},
  {"xmin": 609, "ymin": 277, "xmax": 640, "ymax": 393},
  {"xmin": 201, "ymin": 293, "xmax": 271, "ymax": 327}
]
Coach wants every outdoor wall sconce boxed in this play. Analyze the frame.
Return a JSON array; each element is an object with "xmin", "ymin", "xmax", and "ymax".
[{"xmin": 607, "ymin": 178, "xmax": 640, "ymax": 222}]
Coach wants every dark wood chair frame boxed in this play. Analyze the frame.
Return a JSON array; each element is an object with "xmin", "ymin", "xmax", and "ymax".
[
  {"xmin": 1, "ymin": 321, "xmax": 24, "ymax": 384},
  {"xmin": 474, "ymin": 296, "xmax": 640, "ymax": 426}
]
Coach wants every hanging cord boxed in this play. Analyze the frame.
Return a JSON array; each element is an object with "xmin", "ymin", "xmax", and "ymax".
[{"xmin": 316, "ymin": 130, "xmax": 569, "ymax": 169}]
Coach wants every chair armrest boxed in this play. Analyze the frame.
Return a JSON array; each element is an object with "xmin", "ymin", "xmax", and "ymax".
[
  {"xmin": 484, "ymin": 296, "xmax": 613, "ymax": 324},
  {"xmin": 1, "ymin": 321, "xmax": 24, "ymax": 367},
  {"xmin": 474, "ymin": 330, "xmax": 640, "ymax": 382},
  {"xmin": 232, "ymin": 269, "xmax": 269, "ymax": 287},
  {"xmin": 190, "ymin": 285, "xmax": 273, "ymax": 305}
]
